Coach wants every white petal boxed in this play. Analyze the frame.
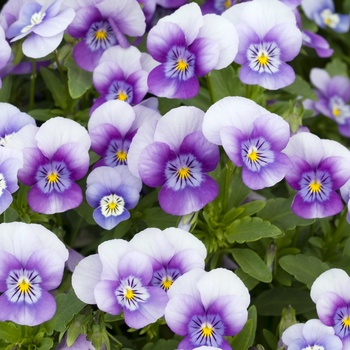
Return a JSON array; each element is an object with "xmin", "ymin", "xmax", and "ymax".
[
  {"xmin": 6, "ymin": 124, "xmax": 39, "ymax": 150},
  {"xmin": 281, "ymin": 323, "xmax": 305, "ymax": 346},
  {"xmin": 310, "ymin": 68, "xmax": 330, "ymax": 95}
]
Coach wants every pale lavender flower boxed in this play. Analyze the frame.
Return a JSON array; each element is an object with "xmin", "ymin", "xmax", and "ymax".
[
  {"xmin": 0, "ymin": 222, "xmax": 68, "ymax": 326},
  {"xmin": 165, "ymin": 268, "xmax": 250, "ymax": 350},
  {"xmin": 223, "ymin": 0, "xmax": 302, "ymax": 90},
  {"xmin": 301, "ymin": 0, "xmax": 350, "ymax": 33},
  {"xmin": 72, "ymin": 239, "xmax": 168, "ymax": 329},
  {"xmin": 310, "ymin": 269, "xmax": 350, "ymax": 348},
  {"xmin": 283, "ymin": 132, "xmax": 350, "ymax": 218},
  {"xmin": 5, "ymin": 0, "xmax": 75, "ymax": 58},
  {"xmin": 302, "ymin": 30, "xmax": 334, "ymax": 58},
  {"xmin": 146, "ymin": 2, "xmax": 238, "ymax": 99},
  {"xmin": 130, "ymin": 227, "xmax": 206, "ymax": 291},
  {"xmin": 203, "ymin": 96, "xmax": 291, "ymax": 190},
  {"xmin": 282, "ymin": 319, "xmax": 343, "ymax": 349},
  {"xmin": 67, "ymin": 0, "xmax": 145, "ymax": 71}
]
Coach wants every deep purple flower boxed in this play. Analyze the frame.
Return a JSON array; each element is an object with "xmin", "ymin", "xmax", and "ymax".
[
  {"xmin": 130, "ymin": 106, "xmax": 220, "ymax": 216},
  {"xmin": 130, "ymin": 227, "xmax": 206, "ymax": 291},
  {"xmin": 282, "ymin": 319, "xmax": 343, "ymax": 349},
  {"xmin": 72, "ymin": 239, "xmax": 168, "ymax": 329},
  {"xmin": 283, "ymin": 132, "xmax": 350, "ymax": 218},
  {"xmin": 203, "ymin": 96, "xmax": 291, "ymax": 190},
  {"xmin": 311, "ymin": 269, "xmax": 350, "ymax": 348},
  {"xmin": 5, "ymin": 0, "xmax": 75, "ymax": 58},
  {"xmin": 10, "ymin": 117, "xmax": 91, "ymax": 214},
  {"xmin": 67, "ymin": 0, "xmax": 145, "ymax": 71},
  {"xmin": 165, "ymin": 268, "xmax": 250, "ymax": 350},
  {"xmin": 223, "ymin": 0, "xmax": 302, "ymax": 90},
  {"xmin": 0, "ymin": 222, "xmax": 68, "ymax": 326},
  {"xmin": 146, "ymin": 2, "xmax": 238, "ymax": 99},
  {"xmin": 301, "ymin": 0, "xmax": 350, "ymax": 33}
]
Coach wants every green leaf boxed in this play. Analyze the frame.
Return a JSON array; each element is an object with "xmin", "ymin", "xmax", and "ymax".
[
  {"xmin": 231, "ymin": 248, "xmax": 272, "ymax": 283},
  {"xmin": 37, "ymin": 338, "xmax": 54, "ymax": 350},
  {"xmin": 254, "ymin": 287, "xmax": 314, "ymax": 316},
  {"xmin": 235, "ymin": 200, "xmax": 266, "ymax": 219},
  {"xmin": 142, "ymin": 339, "xmax": 180, "ymax": 350},
  {"xmin": 263, "ymin": 329, "xmax": 278, "ymax": 350},
  {"xmin": 28, "ymin": 109, "xmax": 56, "ymax": 122},
  {"xmin": 282, "ymin": 75, "xmax": 317, "ymax": 100},
  {"xmin": 230, "ymin": 319, "xmax": 253, "ymax": 349},
  {"xmin": 235, "ymin": 267, "xmax": 259, "ymax": 290},
  {"xmin": 0, "ymin": 322, "xmax": 21, "ymax": 344},
  {"xmin": 326, "ymin": 57, "xmax": 348, "ymax": 77},
  {"xmin": 66, "ymin": 57, "xmax": 93, "ymax": 99},
  {"xmin": 258, "ymin": 198, "xmax": 314, "ymax": 231},
  {"xmin": 0, "ymin": 75, "xmax": 13, "ymax": 102},
  {"xmin": 142, "ymin": 207, "xmax": 178, "ymax": 229},
  {"xmin": 279, "ymin": 254, "xmax": 329, "ymax": 288},
  {"xmin": 226, "ymin": 217, "xmax": 283, "ymax": 243},
  {"xmin": 247, "ymin": 305, "xmax": 257, "ymax": 347}
]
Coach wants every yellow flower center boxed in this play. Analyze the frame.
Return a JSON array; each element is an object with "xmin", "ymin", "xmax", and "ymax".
[
  {"xmin": 18, "ymin": 278, "xmax": 31, "ymax": 293},
  {"xmin": 108, "ymin": 202, "xmax": 117, "ymax": 211},
  {"xmin": 343, "ymin": 316, "xmax": 350, "ymax": 327},
  {"xmin": 124, "ymin": 288, "xmax": 134, "ymax": 300},
  {"xmin": 117, "ymin": 91, "xmax": 128, "ymax": 101},
  {"xmin": 201, "ymin": 323, "xmax": 214, "ymax": 337},
  {"xmin": 47, "ymin": 172, "xmax": 59, "ymax": 183},
  {"xmin": 257, "ymin": 52, "xmax": 269, "ymax": 66},
  {"xmin": 176, "ymin": 59, "xmax": 188, "ymax": 72},
  {"xmin": 333, "ymin": 106, "xmax": 341, "ymax": 117},
  {"xmin": 116, "ymin": 150, "xmax": 127, "ymax": 162},
  {"xmin": 247, "ymin": 147, "xmax": 259, "ymax": 162},
  {"xmin": 177, "ymin": 167, "xmax": 190, "ymax": 179},
  {"xmin": 224, "ymin": 0, "xmax": 232, "ymax": 8},
  {"xmin": 161, "ymin": 276, "xmax": 173, "ymax": 290},
  {"xmin": 309, "ymin": 180, "xmax": 322, "ymax": 193},
  {"xmin": 95, "ymin": 29, "xmax": 107, "ymax": 40}
]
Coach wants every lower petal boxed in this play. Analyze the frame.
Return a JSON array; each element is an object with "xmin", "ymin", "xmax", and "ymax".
[{"xmin": 94, "ymin": 279, "xmax": 123, "ymax": 315}]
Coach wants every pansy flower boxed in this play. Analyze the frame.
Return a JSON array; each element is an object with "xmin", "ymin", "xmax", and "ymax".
[
  {"xmin": 86, "ymin": 166, "xmax": 142, "ymax": 230},
  {"xmin": 146, "ymin": 2, "xmax": 238, "ymax": 99},
  {"xmin": 165, "ymin": 268, "xmax": 250, "ymax": 350},
  {"xmin": 283, "ymin": 132, "xmax": 350, "ymax": 219},
  {"xmin": 203, "ymin": 96, "xmax": 291, "ymax": 190},
  {"xmin": 9, "ymin": 117, "xmax": 91, "ymax": 214},
  {"xmin": 67, "ymin": 0, "xmax": 146, "ymax": 71},
  {"xmin": 130, "ymin": 105, "xmax": 220, "ymax": 216},
  {"xmin": 223, "ymin": 0, "xmax": 302, "ymax": 90},
  {"xmin": 0, "ymin": 27, "xmax": 11, "ymax": 87},
  {"xmin": 130, "ymin": 227, "xmax": 206, "ymax": 291},
  {"xmin": 0, "ymin": 222, "xmax": 68, "ymax": 326},
  {"xmin": 72, "ymin": 239, "xmax": 168, "ymax": 329}
]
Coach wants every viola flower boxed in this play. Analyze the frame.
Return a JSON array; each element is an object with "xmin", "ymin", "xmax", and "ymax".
[
  {"xmin": 165, "ymin": 268, "xmax": 250, "ymax": 350},
  {"xmin": 200, "ymin": 0, "xmax": 235, "ymax": 15},
  {"xmin": 310, "ymin": 268, "xmax": 350, "ymax": 348},
  {"xmin": 67, "ymin": 0, "xmax": 146, "ymax": 71},
  {"xmin": 222, "ymin": 0, "xmax": 302, "ymax": 90},
  {"xmin": 0, "ymin": 222, "xmax": 68, "ymax": 326},
  {"xmin": 203, "ymin": 96, "xmax": 291, "ymax": 190},
  {"xmin": 282, "ymin": 319, "xmax": 343, "ymax": 349},
  {"xmin": 5, "ymin": 0, "xmax": 75, "ymax": 59},
  {"xmin": 72, "ymin": 239, "xmax": 168, "ymax": 329},
  {"xmin": 301, "ymin": 30, "xmax": 334, "ymax": 58},
  {"xmin": 88, "ymin": 100, "xmax": 161, "ymax": 168},
  {"xmin": 0, "ymin": 102, "xmax": 36, "ymax": 146},
  {"xmin": 130, "ymin": 227, "xmax": 206, "ymax": 291},
  {"xmin": 86, "ymin": 166, "xmax": 142, "ymax": 230},
  {"xmin": 9, "ymin": 117, "xmax": 91, "ymax": 214},
  {"xmin": 283, "ymin": 132, "xmax": 350, "ymax": 219},
  {"xmin": 307, "ymin": 68, "xmax": 350, "ymax": 137},
  {"xmin": 131, "ymin": 106, "xmax": 220, "ymax": 216},
  {"xmin": 91, "ymin": 45, "xmax": 153, "ymax": 113},
  {"xmin": 301, "ymin": 0, "xmax": 350, "ymax": 33},
  {"xmin": 146, "ymin": 2, "xmax": 239, "ymax": 99},
  {"xmin": 0, "ymin": 27, "xmax": 11, "ymax": 87}
]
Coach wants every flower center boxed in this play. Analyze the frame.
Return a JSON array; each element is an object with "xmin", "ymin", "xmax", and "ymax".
[
  {"xmin": 201, "ymin": 323, "xmax": 214, "ymax": 337},
  {"xmin": 18, "ymin": 278, "xmax": 31, "ymax": 293},
  {"xmin": 302, "ymin": 346, "xmax": 324, "ymax": 350},
  {"xmin": 107, "ymin": 81, "xmax": 133, "ymax": 104},
  {"xmin": 321, "ymin": 9, "xmax": 340, "ymax": 28},
  {"xmin": 214, "ymin": 0, "xmax": 233, "ymax": 13},
  {"xmin": 105, "ymin": 139, "xmax": 132, "ymax": 166},
  {"xmin": 100, "ymin": 194, "xmax": 125, "ymax": 217},
  {"xmin": 86, "ymin": 20, "xmax": 116, "ymax": 51},
  {"xmin": 165, "ymin": 46, "xmax": 195, "ymax": 81},
  {"xmin": 177, "ymin": 167, "xmax": 190, "ymax": 180},
  {"xmin": 299, "ymin": 171, "xmax": 332, "ymax": 203},
  {"xmin": 329, "ymin": 96, "xmax": 350, "ymax": 124},
  {"xmin": 242, "ymin": 138, "xmax": 274, "ymax": 172},
  {"xmin": 152, "ymin": 268, "xmax": 181, "ymax": 291},
  {"xmin": 161, "ymin": 276, "xmax": 173, "ymax": 290},
  {"xmin": 309, "ymin": 180, "xmax": 322, "ymax": 193},
  {"xmin": 334, "ymin": 306, "xmax": 350, "ymax": 338},
  {"xmin": 176, "ymin": 59, "xmax": 189, "ymax": 72},
  {"xmin": 0, "ymin": 133, "xmax": 15, "ymax": 146},
  {"xmin": 247, "ymin": 146, "xmax": 259, "ymax": 162},
  {"xmin": 116, "ymin": 150, "xmax": 127, "ymax": 162},
  {"xmin": 21, "ymin": 11, "xmax": 46, "ymax": 34},
  {"xmin": 47, "ymin": 172, "xmax": 59, "ymax": 183},
  {"xmin": 247, "ymin": 42, "xmax": 281, "ymax": 74}
]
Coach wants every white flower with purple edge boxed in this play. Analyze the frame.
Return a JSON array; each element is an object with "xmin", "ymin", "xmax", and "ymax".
[
  {"xmin": 9, "ymin": 117, "xmax": 91, "ymax": 214},
  {"xmin": 0, "ymin": 222, "xmax": 68, "ymax": 326},
  {"xmin": 223, "ymin": 0, "xmax": 302, "ymax": 90},
  {"xmin": 72, "ymin": 239, "xmax": 168, "ymax": 329},
  {"xmin": 310, "ymin": 269, "xmax": 350, "ymax": 348},
  {"xmin": 5, "ymin": 0, "xmax": 75, "ymax": 59},
  {"xmin": 86, "ymin": 166, "xmax": 142, "ymax": 230},
  {"xmin": 282, "ymin": 319, "xmax": 343, "ymax": 349},
  {"xmin": 283, "ymin": 132, "xmax": 350, "ymax": 219},
  {"xmin": 88, "ymin": 100, "xmax": 161, "ymax": 168},
  {"xmin": 203, "ymin": 96, "xmax": 292, "ymax": 190},
  {"xmin": 130, "ymin": 227, "xmax": 206, "ymax": 291},
  {"xmin": 130, "ymin": 105, "xmax": 220, "ymax": 216},
  {"xmin": 165, "ymin": 268, "xmax": 250, "ymax": 350},
  {"xmin": 146, "ymin": 2, "xmax": 238, "ymax": 99}
]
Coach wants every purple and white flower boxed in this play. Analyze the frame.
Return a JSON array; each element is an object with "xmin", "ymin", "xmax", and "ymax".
[
  {"xmin": 86, "ymin": 166, "xmax": 142, "ymax": 230},
  {"xmin": 283, "ymin": 132, "xmax": 350, "ymax": 218},
  {"xmin": 146, "ymin": 2, "xmax": 238, "ymax": 99},
  {"xmin": 67, "ymin": 0, "xmax": 146, "ymax": 71},
  {"xmin": 9, "ymin": 117, "xmax": 91, "ymax": 214},
  {"xmin": 130, "ymin": 106, "xmax": 220, "ymax": 216},
  {"xmin": 310, "ymin": 268, "xmax": 350, "ymax": 348},
  {"xmin": 282, "ymin": 319, "xmax": 343, "ymax": 349},
  {"xmin": 165, "ymin": 268, "xmax": 250, "ymax": 350},
  {"xmin": 222, "ymin": 0, "xmax": 302, "ymax": 90},
  {"xmin": 72, "ymin": 239, "xmax": 168, "ymax": 329},
  {"xmin": 88, "ymin": 100, "xmax": 161, "ymax": 168},
  {"xmin": 5, "ymin": 0, "xmax": 75, "ymax": 59},
  {"xmin": 130, "ymin": 227, "xmax": 207, "ymax": 291},
  {"xmin": 203, "ymin": 96, "xmax": 291, "ymax": 190},
  {"xmin": 0, "ymin": 222, "xmax": 68, "ymax": 326},
  {"xmin": 301, "ymin": 0, "xmax": 350, "ymax": 33},
  {"xmin": 201, "ymin": 0, "xmax": 235, "ymax": 15}
]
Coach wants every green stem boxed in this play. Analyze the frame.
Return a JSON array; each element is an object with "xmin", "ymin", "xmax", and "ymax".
[
  {"xmin": 222, "ymin": 162, "xmax": 235, "ymax": 214},
  {"xmin": 29, "ymin": 60, "xmax": 37, "ymax": 110},
  {"xmin": 205, "ymin": 73, "xmax": 216, "ymax": 104}
]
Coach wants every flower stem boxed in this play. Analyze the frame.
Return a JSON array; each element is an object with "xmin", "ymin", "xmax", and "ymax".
[
  {"xmin": 206, "ymin": 73, "xmax": 216, "ymax": 104},
  {"xmin": 29, "ymin": 60, "xmax": 37, "ymax": 111}
]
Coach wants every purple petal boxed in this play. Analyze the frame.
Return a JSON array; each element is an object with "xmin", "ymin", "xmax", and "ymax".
[
  {"xmin": 168, "ymin": 249, "xmax": 205, "ymax": 274},
  {"xmin": 220, "ymin": 126, "xmax": 246, "ymax": 167},
  {"xmin": 67, "ymin": 6, "xmax": 102, "ymax": 38},
  {"xmin": 89, "ymin": 124, "xmax": 121, "ymax": 157},
  {"xmin": 327, "ymin": 76, "xmax": 350, "ymax": 102},
  {"xmin": 94, "ymin": 279, "xmax": 122, "ymax": 315},
  {"xmin": 0, "ymin": 190, "xmax": 13, "ymax": 215},
  {"xmin": 316, "ymin": 291, "xmax": 346, "ymax": 326},
  {"xmin": 73, "ymin": 40, "xmax": 104, "ymax": 72},
  {"xmin": 86, "ymin": 182, "xmax": 110, "ymax": 208},
  {"xmin": 0, "ymin": 250, "xmax": 21, "ymax": 291},
  {"xmin": 191, "ymin": 37, "xmax": 219, "ymax": 77},
  {"xmin": 318, "ymin": 156, "xmax": 350, "ymax": 190},
  {"xmin": 93, "ymin": 207, "xmax": 130, "ymax": 230}
]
